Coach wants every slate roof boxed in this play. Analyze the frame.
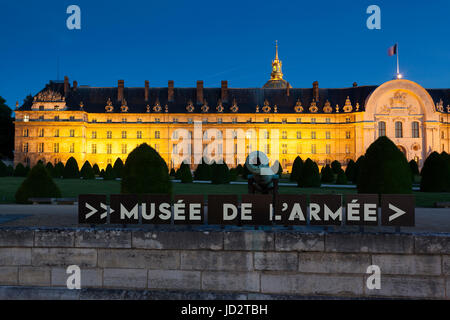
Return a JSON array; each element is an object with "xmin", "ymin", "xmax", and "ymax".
[{"xmin": 19, "ymin": 80, "xmax": 450, "ymax": 114}]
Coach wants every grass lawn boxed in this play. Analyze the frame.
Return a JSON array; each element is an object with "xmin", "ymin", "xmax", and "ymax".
[{"xmin": 1, "ymin": 177, "xmax": 450, "ymax": 207}]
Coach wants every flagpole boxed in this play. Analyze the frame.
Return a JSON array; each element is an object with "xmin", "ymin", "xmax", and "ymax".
[{"xmin": 396, "ymin": 43, "xmax": 400, "ymax": 77}]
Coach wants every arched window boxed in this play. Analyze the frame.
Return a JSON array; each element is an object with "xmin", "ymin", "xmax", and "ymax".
[
  {"xmin": 378, "ymin": 121, "xmax": 386, "ymax": 137},
  {"xmin": 395, "ymin": 122, "xmax": 403, "ymax": 138},
  {"xmin": 412, "ymin": 122, "xmax": 420, "ymax": 138}
]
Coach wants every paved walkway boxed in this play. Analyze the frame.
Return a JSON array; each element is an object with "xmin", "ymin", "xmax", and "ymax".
[{"xmin": 0, "ymin": 204, "xmax": 449, "ymax": 233}]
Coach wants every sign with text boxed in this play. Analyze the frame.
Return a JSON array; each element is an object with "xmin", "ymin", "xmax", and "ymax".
[{"xmin": 78, "ymin": 194, "xmax": 415, "ymax": 227}]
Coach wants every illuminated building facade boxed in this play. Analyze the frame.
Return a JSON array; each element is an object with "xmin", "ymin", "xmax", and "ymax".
[{"xmin": 14, "ymin": 46, "xmax": 450, "ymax": 171}]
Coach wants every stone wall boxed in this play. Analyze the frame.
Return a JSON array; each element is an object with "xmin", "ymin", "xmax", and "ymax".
[{"xmin": 0, "ymin": 227, "xmax": 449, "ymax": 299}]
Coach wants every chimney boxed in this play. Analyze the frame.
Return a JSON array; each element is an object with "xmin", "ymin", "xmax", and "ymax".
[
  {"xmin": 64, "ymin": 76, "xmax": 69, "ymax": 96},
  {"xmin": 353, "ymin": 82, "xmax": 358, "ymax": 87},
  {"xmin": 73, "ymin": 81, "xmax": 78, "ymax": 91},
  {"xmin": 286, "ymin": 83, "xmax": 290, "ymax": 96},
  {"xmin": 168, "ymin": 80, "xmax": 174, "ymax": 102},
  {"xmin": 197, "ymin": 80, "xmax": 204, "ymax": 104},
  {"xmin": 313, "ymin": 81, "xmax": 319, "ymax": 101},
  {"xmin": 221, "ymin": 80, "xmax": 228, "ymax": 102},
  {"xmin": 118, "ymin": 80, "xmax": 124, "ymax": 102},
  {"xmin": 145, "ymin": 80, "xmax": 149, "ymax": 102}
]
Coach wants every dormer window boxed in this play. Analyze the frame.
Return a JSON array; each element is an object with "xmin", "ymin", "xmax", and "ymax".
[
  {"xmin": 39, "ymin": 105, "xmax": 44, "ymax": 111},
  {"xmin": 54, "ymin": 106, "xmax": 59, "ymax": 111}
]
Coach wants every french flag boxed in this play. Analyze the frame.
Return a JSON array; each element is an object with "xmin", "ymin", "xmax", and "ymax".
[{"xmin": 388, "ymin": 44, "xmax": 398, "ymax": 56}]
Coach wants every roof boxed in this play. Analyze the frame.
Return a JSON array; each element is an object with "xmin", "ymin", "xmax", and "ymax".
[{"xmin": 18, "ymin": 80, "xmax": 450, "ymax": 114}]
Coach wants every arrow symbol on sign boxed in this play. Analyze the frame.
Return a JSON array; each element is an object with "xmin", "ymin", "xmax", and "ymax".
[
  {"xmin": 100, "ymin": 203, "xmax": 108, "ymax": 219},
  {"xmin": 389, "ymin": 204, "xmax": 405, "ymax": 221},
  {"xmin": 85, "ymin": 203, "xmax": 97, "ymax": 219}
]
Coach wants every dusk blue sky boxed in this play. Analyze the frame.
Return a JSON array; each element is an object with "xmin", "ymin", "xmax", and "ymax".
[{"xmin": 1, "ymin": 0, "xmax": 449, "ymax": 110}]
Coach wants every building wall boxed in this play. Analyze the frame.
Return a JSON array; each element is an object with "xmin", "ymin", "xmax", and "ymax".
[{"xmin": 13, "ymin": 80, "xmax": 447, "ymax": 171}]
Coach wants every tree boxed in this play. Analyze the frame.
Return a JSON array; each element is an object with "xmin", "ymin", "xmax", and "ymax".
[
  {"xmin": 178, "ymin": 162, "xmax": 193, "ymax": 183},
  {"xmin": 420, "ymin": 152, "xmax": 447, "ymax": 192},
  {"xmin": 320, "ymin": 164, "xmax": 334, "ymax": 183},
  {"xmin": 0, "ymin": 96, "xmax": 14, "ymax": 159},
  {"xmin": 113, "ymin": 158, "xmax": 124, "ymax": 179},
  {"xmin": 63, "ymin": 157, "xmax": 80, "ymax": 179},
  {"xmin": 345, "ymin": 160, "xmax": 356, "ymax": 183},
  {"xmin": 92, "ymin": 164, "xmax": 100, "ymax": 176},
  {"xmin": 54, "ymin": 162, "xmax": 65, "ymax": 178},
  {"xmin": 290, "ymin": 156, "xmax": 303, "ymax": 182},
  {"xmin": 229, "ymin": 168, "xmax": 238, "ymax": 181},
  {"xmin": 331, "ymin": 160, "xmax": 342, "ymax": 174},
  {"xmin": 13, "ymin": 163, "xmax": 28, "ymax": 177},
  {"xmin": 440, "ymin": 152, "xmax": 450, "ymax": 192},
  {"xmin": 298, "ymin": 158, "xmax": 321, "ymax": 187},
  {"xmin": 194, "ymin": 160, "xmax": 212, "ymax": 181},
  {"xmin": 276, "ymin": 161, "xmax": 283, "ymax": 176},
  {"xmin": 6, "ymin": 165, "xmax": 13, "ymax": 176},
  {"xmin": 236, "ymin": 164, "xmax": 244, "ymax": 177},
  {"xmin": 121, "ymin": 143, "xmax": 171, "ymax": 194},
  {"xmin": 358, "ymin": 136, "xmax": 412, "ymax": 194},
  {"xmin": 409, "ymin": 159, "xmax": 420, "ymax": 183},
  {"xmin": 336, "ymin": 169, "xmax": 348, "ymax": 185},
  {"xmin": 103, "ymin": 164, "xmax": 116, "ymax": 180},
  {"xmin": 169, "ymin": 168, "xmax": 176, "ymax": 177},
  {"xmin": 80, "ymin": 161, "xmax": 95, "ymax": 179},
  {"xmin": 15, "ymin": 162, "xmax": 61, "ymax": 204}
]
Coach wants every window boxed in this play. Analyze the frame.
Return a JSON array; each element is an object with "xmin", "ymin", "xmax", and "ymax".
[
  {"xmin": 264, "ymin": 144, "xmax": 270, "ymax": 154},
  {"xmin": 296, "ymin": 118, "xmax": 301, "ymax": 124},
  {"xmin": 395, "ymin": 122, "xmax": 403, "ymax": 138},
  {"xmin": 346, "ymin": 131, "xmax": 351, "ymax": 139},
  {"xmin": 70, "ymin": 129, "xmax": 75, "ymax": 137},
  {"xmin": 311, "ymin": 144, "xmax": 316, "ymax": 154},
  {"xmin": 326, "ymin": 144, "xmax": 331, "ymax": 154},
  {"xmin": 326, "ymin": 131, "xmax": 331, "ymax": 139},
  {"xmin": 107, "ymin": 131, "xmax": 112, "ymax": 139},
  {"xmin": 137, "ymin": 118, "xmax": 142, "ymax": 123},
  {"xmin": 122, "ymin": 131, "xmax": 127, "ymax": 139},
  {"xmin": 232, "ymin": 118, "xmax": 237, "ymax": 123},
  {"xmin": 264, "ymin": 131, "xmax": 270, "ymax": 139},
  {"xmin": 325, "ymin": 118, "xmax": 331, "ymax": 124},
  {"xmin": 378, "ymin": 121, "xmax": 386, "ymax": 137},
  {"xmin": 121, "ymin": 144, "xmax": 127, "ymax": 154},
  {"xmin": 107, "ymin": 144, "xmax": 112, "ymax": 154},
  {"xmin": 92, "ymin": 144, "xmax": 97, "ymax": 154},
  {"xmin": 282, "ymin": 118, "xmax": 287, "ymax": 124},
  {"xmin": 311, "ymin": 131, "xmax": 316, "ymax": 139},
  {"xmin": 38, "ymin": 129, "xmax": 44, "ymax": 137},
  {"xmin": 24, "ymin": 115, "xmax": 29, "ymax": 122},
  {"xmin": 346, "ymin": 117, "xmax": 351, "ymax": 123},
  {"xmin": 69, "ymin": 143, "xmax": 74, "ymax": 153},
  {"xmin": 38, "ymin": 143, "xmax": 44, "ymax": 153},
  {"xmin": 217, "ymin": 118, "xmax": 222, "ymax": 124},
  {"xmin": 264, "ymin": 118, "xmax": 269, "ymax": 124},
  {"xmin": 23, "ymin": 129, "xmax": 29, "ymax": 137},
  {"xmin": 39, "ymin": 105, "xmax": 44, "ymax": 111},
  {"xmin": 137, "ymin": 131, "xmax": 142, "ymax": 139},
  {"xmin": 107, "ymin": 119, "xmax": 112, "ymax": 123},
  {"xmin": 92, "ymin": 119, "xmax": 97, "ymax": 123},
  {"xmin": 54, "ymin": 129, "xmax": 59, "ymax": 137},
  {"xmin": 282, "ymin": 131, "xmax": 287, "ymax": 139},
  {"xmin": 412, "ymin": 122, "xmax": 420, "ymax": 138},
  {"xmin": 173, "ymin": 144, "xmax": 178, "ymax": 154},
  {"xmin": 23, "ymin": 143, "xmax": 29, "ymax": 153},
  {"xmin": 311, "ymin": 118, "xmax": 316, "ymax": 123},
  {"xmin": 297, "ymin": 131, "xmax": 302, "ymax": 139},
  {"xmin": 122, "ymin": 118, "xmax": 127, "ymax": 123},
  {"xmin": 155, "ymin": 131, "xmax": 160, "ymax": 139},
  {"xmin": 92, "ymin": 131, "xmax": 97, "ymax": 139},
  {"xmin": 54, "ymin": 116, "xmax": 59, "ymax": 121},
  {"xmin": 173, "ymin": 118, "xmax": 178, "ymax": 123},
  {"xmin": 188, "ymin": 118, "xmax": 193, "ymax": 124},
  {"xmin": 442, "ymin": 131, "xmax": 445, "ymax": 139},
  {"xmin": 154, "ymin": 144, "xmax": 159, "ymax": 152},
  {"xmin": 69, "ymin": 116, "xmax": 75, "ymax": 121},
  {"xmin": 55, "ymin": 143, "xmax": 61, "ymax": 153},
  {"xmin": 282, "ymin": 144, "xmax": 287, "ymax": 154},
  {"xmin": 346, "ymin": 144, "xmax": 350, "ymax": 154},
  {"xmin": 155, "ymin": 118, "xmax": 160, "ymax": 123}
]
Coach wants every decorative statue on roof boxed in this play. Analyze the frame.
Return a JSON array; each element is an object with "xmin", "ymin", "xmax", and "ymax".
[
  {"xmin": 323, "ymin": 100, "xmax": 332, "ymax": 113},
  {"xmin": 105, "ymin": 98, "xmax": 114, "ymax": 112},
  {"xmin": 201, "ymin": 99, "xmax": 209, "ymax": 113},
  {"xmin": 230, "ymin": 98, "xmax": 238, "ymax": 113},
  {"xmin": 153, "ymin": 98, "xmax": 162, "ymax": 112},
  {"xmin": 120, "ymin": 99, "xmax": 129, "ymax": 112},
  {"xmin": 262, "ymin": 100, "xmax": 271, "ymax": 113},
  {"xmin": 186, "ymin": 100, "xmax": 194, "ymax": 113},
  {"xmin": 294, "ymin": 99, "xmax": 303, "ymax": 113},
  {"xmin": 309, "ymin": 99, "xmax": 318, "ymax": 113},
  {"xmin": 216, "ymin": 99, "xmax": 224, "ymax": 113},
  {"xmin": 343, "ymin": 96, "xmax": 353, "ymax": 112}
]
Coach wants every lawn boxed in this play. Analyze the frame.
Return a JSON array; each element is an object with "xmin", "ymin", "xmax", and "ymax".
[{"xmin": 1, "ymin": 177, "xmax": 449, "ymax": 207}]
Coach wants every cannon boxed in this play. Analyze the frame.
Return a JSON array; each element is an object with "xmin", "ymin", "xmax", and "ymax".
[{"xmin": 245, "ymin": 151, "xmax": 279, "ymax": 197}]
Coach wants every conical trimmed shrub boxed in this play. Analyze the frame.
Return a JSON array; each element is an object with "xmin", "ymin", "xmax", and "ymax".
[
  {"xmin": 0, "ymin": 160, "xmax": 7, "ymax": 177},
  {"xmin": 290, "ymin": 156, "xmax": 303, "ymax": 182},
  {"xmin": 13, "ymin": 163, "xmax": 27, "ymax": 177},
  {"xmin": 345, "ymin": 160, "xmax": 356, "ymax": 183},
  {"xmin": 80, "ymin": 161, "xmax": 95, "ymax": 179},
  {"xmin": 358, "ymin": 136, "xmax": 412, "ymax": 194},
  {"xmin": 420, "ymin": 152, "xmax": 447, "ymax": 192},
  {"xmin": 320, "ymin": 164, "xmax": 334, "ymax": 183},
  {"xmin": 298, "ymin": 158, "xmax": 321, "ymax": 187},
  {"xmin": 54, "ymin": 162, "xmax": 64, "ymax": 178},
  {"xmin": 63, "ymin": 157, "xmax": 79, "ymax": 179},
  {"xmin": 92, "ymin": 164, "xmax": 100, "ymax": 176},
  {"xmin": 354, "ymin": 155, "xmax": 365, "ymax": 185},
  {"xmin": 178, "ymin": 162, "xmax": 193, "ymax": 183},
  {"xmin": 15, "ymin": 163, "xmax": 61, "ymax": 204},
  {"xmin": 121, "ymin": 143, "xmax": 171, "ymax": 194},
  {"xmin": 331, "ymin": 160, "xmax": 342, "ymax": 174},
  {"xmin": 103, "ymin": 164, "xmax": 116, "ymax": 180},
  {"xmin": 45, "ymin": 162, "xmax": 54, "ymax": 177},
  {"xmin": 113, "ymin": 158, "xmax": 124, "ymax": 179},
  {"xmin": 212, "ymin": 162, "xmax": 230, "ymax": 184},
  {"xmin": 336, "ymin": 168, "xmax": 348, "ymax": 185},
  {"xmin": 440, "ymin": 152, "xmax": 450, "ymax": 192}
]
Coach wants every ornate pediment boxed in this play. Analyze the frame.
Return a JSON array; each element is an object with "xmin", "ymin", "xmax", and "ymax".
[
  {"xmin": 105, "ymin": 98, "xmax": 114, "ymax": 112},
  {"xmin": 309, "ymin": 99, "xmax": 318, "ymax": 113},
  {"xmin": 153, "ymin": 99, "xmax": 162, "ymax": 112},
  {"xmin": 34, "ymin": 90, "xmax": 65, "ymax": 102},
  {"xmin": 201, "ymin": 100, "xmax": 209, "ymax": 113},
  {"xmin": 294, "ymin": 99, "xmax": 303, "ymax": 113},
  {"xmin": 343, "ymin": 97, "xmax": 353, "ymax": 112},
  {"xmin": 120, "ymin": 99, "xmax": 129, "ymax": 112},
  {"xmin": 262, "ymin": 99, "xmax": 271, "ymax": 113},
  {"xmin": 436, "ymin": 99, "xmax": 444, "ymax": 112},
  {"xmin": 230, "ymin": 98, "xmax": 238, "ymax": 113},
  {"xmin": 390, "ymin": 91, "xmax": 408, "ymax": 109},
  {"xmin": 186, "ymin": 100, "xmax": 194, "ymax": 113},
  {"xmin": 323, "ymin": 100, "xmax": 332, "ymax": 113},
  {"xmin": 216, "ymin": 99, "xmax": 224, "ymax": 113}
]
